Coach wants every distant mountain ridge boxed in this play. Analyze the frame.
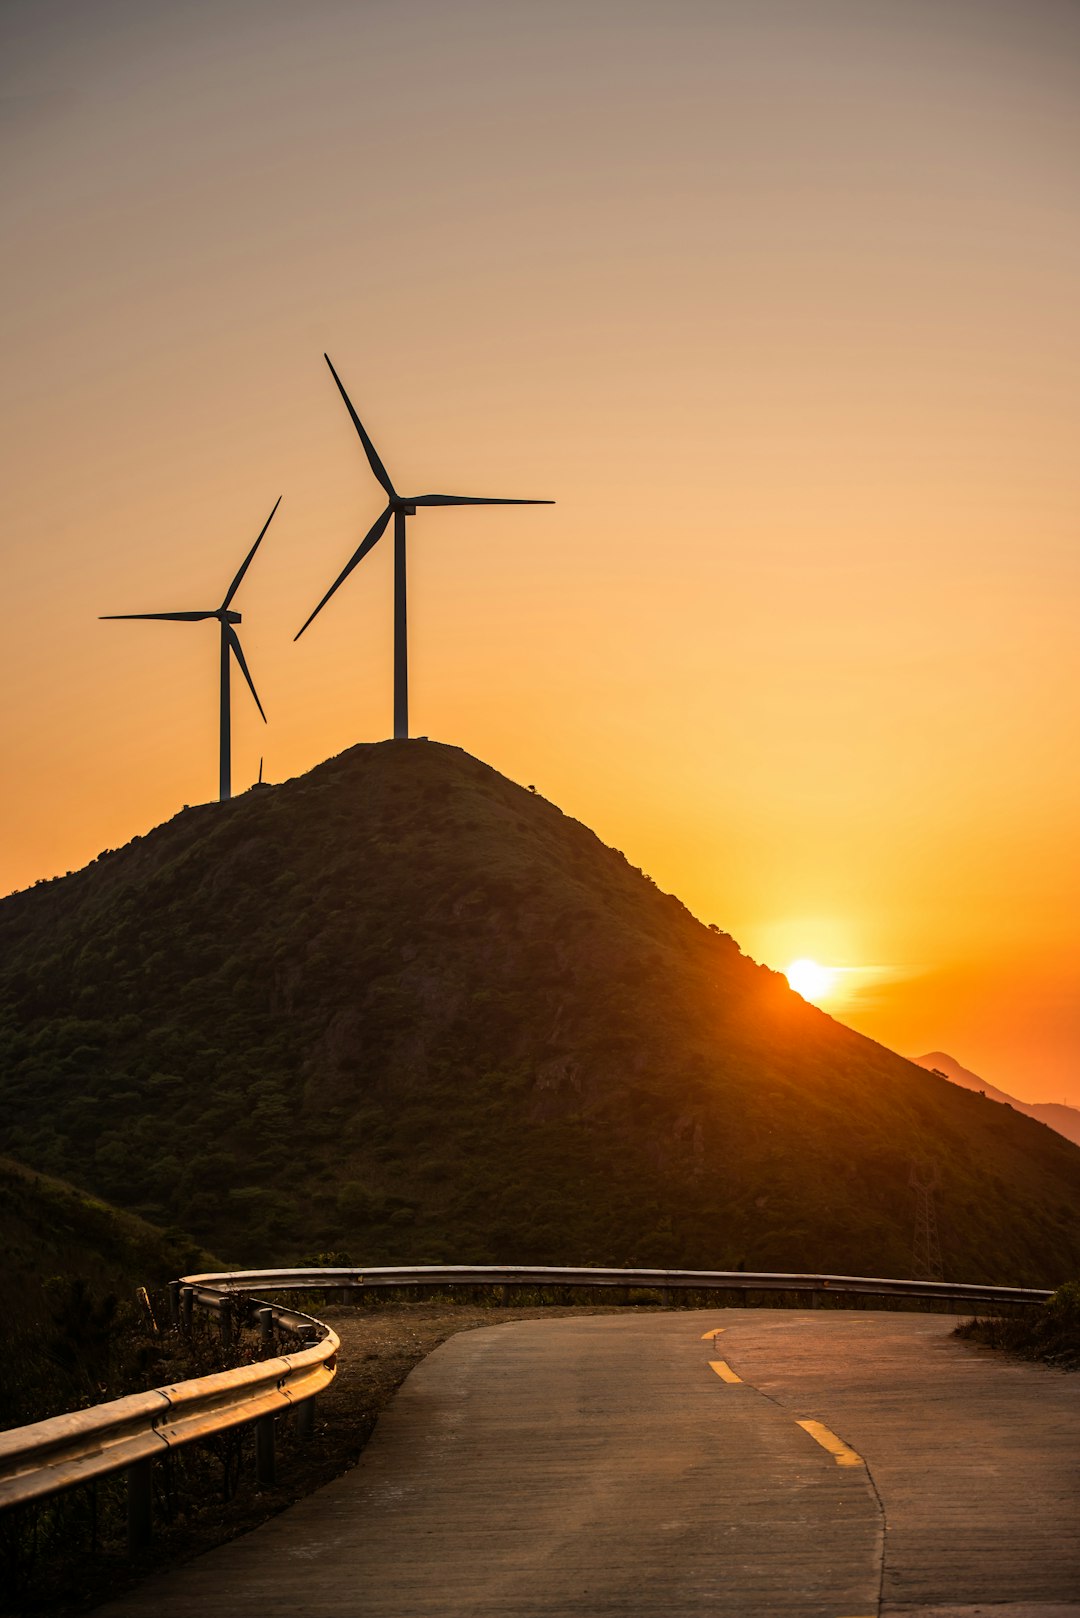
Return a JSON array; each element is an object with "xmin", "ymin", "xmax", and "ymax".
[
  {"xmin": 0, "ymin": 740, "xmax": 1077, "ymax": 1286},
  {"xmin": 915, "ymin": 1052, "xmax": 1080, "ymax": 1150}
]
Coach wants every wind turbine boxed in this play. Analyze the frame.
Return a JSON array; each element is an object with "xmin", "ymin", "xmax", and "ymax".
[
  {"xmin": 295, "ymin": 355, "xmax": 552, "ymax": 739},
  {"xmin": 102, "ymin": 497, "xmax": 280, "ymax": 802}
]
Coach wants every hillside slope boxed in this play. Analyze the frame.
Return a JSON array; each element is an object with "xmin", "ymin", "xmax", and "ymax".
[
  {"xmin": 0, "ymin": 741, "xmax": 1076, "ymax": 1284},
  {"xmin": 916, "ymin": 1052, "xmax": 1080, "ymax": 1150},
  {"xmin": 0, "ymin": 1155, "xmax": 213, "ymax": 1316}
]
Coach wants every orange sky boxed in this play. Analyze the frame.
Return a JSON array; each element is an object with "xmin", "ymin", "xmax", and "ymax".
[{"xmin": 2, "ymin": 1, "xmax": 1077, "ymax": 1104}]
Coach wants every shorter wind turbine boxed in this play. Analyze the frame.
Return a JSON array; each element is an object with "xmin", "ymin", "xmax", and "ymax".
[
  {"xmin": 296, "ymin": 355, "xmax": 552, "ymax": 739},
  {"xmin": 102, "ymin": 497, "xmax": 280, "ymax": 802}
]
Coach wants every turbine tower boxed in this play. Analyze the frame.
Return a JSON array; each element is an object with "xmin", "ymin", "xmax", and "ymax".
[
  {"xmin": 102, "ymin": 497, "xmax": 280, "ymax": 802},
  {"xmin": 296, "ymin": 355, "xmax": 552, "ymax": 739}
]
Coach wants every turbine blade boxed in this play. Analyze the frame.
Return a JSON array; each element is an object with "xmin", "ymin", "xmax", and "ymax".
[
  {"xmin": 227, "ymin": 626, "xmax": 267, "ymax": 723},
  {"xmin": 222, "ymin": 495, "xmax": 281, "ymax": 609},
  {"xmin": 411, "ymin": 495, "xmax": 555, "ymax": 507},
  {"xmin": 294, "ymin": 505, "xmax": 392, "ymax": 640},
  {"xmin": 324, "ymin": 354, "xmax": 396, "ymax": 498},
  {"xmin": 99, "ymin": 611, "xmax": 217, "ymax": 621}
]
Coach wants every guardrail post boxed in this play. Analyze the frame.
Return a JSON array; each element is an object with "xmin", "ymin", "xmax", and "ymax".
[
  {"xmin": 810, "ymin": 1287, "xmax": 819, "ymax": 1309},
  {"xmin": 255, "ymin": 1415, "xmax": 275, "ymax": 1487},
  {"xmin": 220, "ymin": 1297, "xmax": 233, "ymax": 1348},
  {"xmin": 167, "ymin": 1281, "xmax": 180, "ymax": 1327},
  {"xmin": 257, "ymin": 1307, "xmax": 273, "ymax": 1350},
  {"xmin": 126, "ymin": 1456, "xmax": 153, "ymax": 1553},
  {"xmin": 180, "ymin": 1286, "xmax": 194, "ymax": 1331},
  {"xmin": 295, "ymin": 1397, "xmax": 315, "ymax": 1441}
]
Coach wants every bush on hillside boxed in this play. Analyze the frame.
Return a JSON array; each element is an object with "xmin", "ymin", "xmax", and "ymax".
[{"xmin": 955, "ymin": 1280, "xmax": 1080, "ymax": 1370}]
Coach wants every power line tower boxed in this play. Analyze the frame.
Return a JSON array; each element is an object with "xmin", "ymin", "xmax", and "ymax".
[{"xmin": 909, "ymin": 1157, "xmax": 944, "ymax": 1281}]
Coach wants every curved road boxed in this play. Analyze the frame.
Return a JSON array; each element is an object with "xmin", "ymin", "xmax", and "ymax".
[{"xmin": 98, "ymin": 1310, "xmax": 1079, "ymax": 1617}]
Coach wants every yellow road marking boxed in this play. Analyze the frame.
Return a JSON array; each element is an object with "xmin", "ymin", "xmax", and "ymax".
[
  {"xmin": 700, "ymin": 1327, "xmax": 726, "ymax": 1340},
  {"xmin": 797, "ymin": 1419, "xmax": 864, "ymax": 1467},
  {"xmin": 709, "ymin": 1359, "xmax": 742, "ymax": 1383}
]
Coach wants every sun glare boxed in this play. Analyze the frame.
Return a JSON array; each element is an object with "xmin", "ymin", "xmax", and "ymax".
[{"xmin": 784, "ymin": 958, "xmax": 837, "ymax": 1005}]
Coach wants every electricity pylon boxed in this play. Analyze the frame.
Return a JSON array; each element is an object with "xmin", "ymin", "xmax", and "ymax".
[{"xmin": 909, "ymin": 1157, "xmax": 944, "ymax": 1281}]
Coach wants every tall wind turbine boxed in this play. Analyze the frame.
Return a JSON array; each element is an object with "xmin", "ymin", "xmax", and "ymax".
[
  {"xmin": 102, "ymin": 497, "xmax": 280, "ymax": 802},
  {"xmin": 296, "ymin": 355, "xmax": 552, "ymax": 739}
]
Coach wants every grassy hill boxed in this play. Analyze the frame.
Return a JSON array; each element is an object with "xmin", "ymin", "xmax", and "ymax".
[
  {"xmin": 0, "ymin": 1155, "xmax": 215, "ymax": 1430},
  {"xmin": 0, "ymin": 740, "xmax": 1076, "ymax": 1284},
  {"xmin": 0, "ymin": 1154, "xmax": 212, "ymax": 1314}
]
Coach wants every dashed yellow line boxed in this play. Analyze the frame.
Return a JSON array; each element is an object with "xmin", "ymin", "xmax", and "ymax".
[
  {"xmin": 797, "ymin": 1419, "xmax": 864, "ymax": 1467},
  {"xmin": 700, "ymin": 1338, "xmax": 870, "ymax": 1611},
  {"xmin": 709, "ymin": 1359, "xmax": 742, "ymax": 1383}
]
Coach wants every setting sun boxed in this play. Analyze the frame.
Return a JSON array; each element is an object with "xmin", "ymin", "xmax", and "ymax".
[{"xmin": 784, "ymin": 958, "xmax": 837, "ymax": 1005}]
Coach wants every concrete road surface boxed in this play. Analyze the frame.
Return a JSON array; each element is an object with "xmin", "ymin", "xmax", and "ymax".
[{"xmin": 96, "ymin": 1310, "xmax": 1079, "ymax": 1617}]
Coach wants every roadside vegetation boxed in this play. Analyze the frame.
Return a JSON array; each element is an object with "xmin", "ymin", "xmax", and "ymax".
[
  {"xmin": 1, "ymin": 1292, "xmax": 315, "ymax": 1614},
  {"xmin": 955, "ymin": 1280, "xmax": 1080, "ymax": 1371}
]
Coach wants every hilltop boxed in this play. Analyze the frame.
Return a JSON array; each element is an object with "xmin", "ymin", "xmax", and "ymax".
[
  {"xmin": 0, "ymin": 741, "xmax": 1076, "ymax": 1284},
  {"xmin": 916, "ymin": 1052, "xmax": 1080, "ymax": 1150}
]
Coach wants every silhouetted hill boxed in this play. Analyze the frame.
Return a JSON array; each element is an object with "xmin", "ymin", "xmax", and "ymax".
[
  {"xmin": 0, "ymin": 741, "xmax": 1076, "ymax": 1285},
  {"xmin": 916, "ymin": 1052, "xmax": 1080, "ymax": 1150}
]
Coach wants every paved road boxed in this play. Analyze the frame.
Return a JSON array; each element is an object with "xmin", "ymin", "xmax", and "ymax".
[{"xmin": 97, "ymin": 1311, "xmax": 1079, "ymax": 1617}]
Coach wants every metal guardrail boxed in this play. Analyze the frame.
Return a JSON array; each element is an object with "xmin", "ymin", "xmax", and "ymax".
[
  {"xmin": 180, "ymin": 1262, "xmax": 1055, "ymax": 1308},
  {"xmin": 0, "ymin": 1290, "xmax": 338, "ymax": 1544},
  {"xmin": 0, "ymin": 1262, "xmax": 1051, "ymax": 1548}
]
